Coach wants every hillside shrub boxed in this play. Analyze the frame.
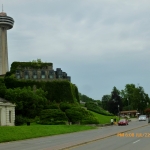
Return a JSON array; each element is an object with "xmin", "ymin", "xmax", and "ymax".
[
  {"xmin": 39, "ymin": 109, "xmax": 68, "ymax": 125},
  {"xmin": 65, "ymin": 107, "xmax": 99, "ymax": 124},
  {"xmin": 59, "ymin": 102, "xmax": 72, "ymax": 112},
  {"xmin": 85, "ymin": 102, "xmax": 113, "ymax": 116},
  {"xmin": 4, "ymin": 76, "xmax": 79, "ymax": 104}
]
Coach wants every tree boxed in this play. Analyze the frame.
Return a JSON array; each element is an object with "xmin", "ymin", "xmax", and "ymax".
[
  {"xmin": 0, "ymin": 79, "xmax": 7, "ymax": 98},
  {"xmin": 121, "ymin": 84, "xmax": 150, "ymax": 114},
  {"xmin": 79, "ymin": 93, "xmax": 95, "ymax": 102},
  {"xmin": 101, "ymin": 95, "xmax": 110, "ymax": 110},
  {"xmin": 4, "ymin": 87, "xmax": 48, "ymax": 118},
  {"xmin": 108, "ymin": 87, "xmax": 122, "ymax": 115}
]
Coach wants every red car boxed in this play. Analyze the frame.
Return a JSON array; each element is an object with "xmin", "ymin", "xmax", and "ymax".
[{"xmin": 118, "ymin": 119, "xmax": 128, "ymax": 126}]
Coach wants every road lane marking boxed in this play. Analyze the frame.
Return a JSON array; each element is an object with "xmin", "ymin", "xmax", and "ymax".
[{"xmin": 133, "ymin": 139, "xmax": 140, "ymax": 144}]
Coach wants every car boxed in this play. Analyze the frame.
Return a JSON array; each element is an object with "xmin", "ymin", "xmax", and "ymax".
[
  {"xmin": 118, "ymin": 119, "xmax": 128, "ymax": 126},
  {"xmin": 138, "ymin": 115, "xmax": 147, "ymax": 121}
]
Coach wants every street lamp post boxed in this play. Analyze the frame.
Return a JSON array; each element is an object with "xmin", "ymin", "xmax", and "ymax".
[
  {"xmin": 118, "ymin": 105, "xmax": 120, "ymax": 120},
  {"xmin": 147, "ymin": 102, "xmax": 150, "ymax": 123},
  {"xmin": 127, "ymin": 98, "xmax": 129, "ymax": 111}
]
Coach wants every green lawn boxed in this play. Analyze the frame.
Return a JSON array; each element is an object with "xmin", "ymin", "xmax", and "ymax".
[
  {"xmin": 0, "ymin": 125, "xmax": 96, "ymax": 143},
  {"xmin": 90, "ymin": 111, "xmax": 119, "ymax": 124},
  {"xmin": 0, "ymin": 111, "xmax": 119, "ymax": 143}
]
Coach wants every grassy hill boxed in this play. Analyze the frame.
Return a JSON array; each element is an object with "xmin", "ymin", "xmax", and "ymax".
[{"xmin": 90, "ymin": 111, "xmax": 119, "ymax": 124}]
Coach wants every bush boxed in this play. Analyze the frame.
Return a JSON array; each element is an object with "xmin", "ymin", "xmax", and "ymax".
[
  {"xmin": 80, "ymin": 110, "xmax": 99, "ymax": 124},
  {"xmin": 66, "ymin": 108, "xmax": 83, "ymax": 123},
  {"xmin": 59, "ymin": 102, "xmax": 72, "ymax": 112},
  {"xmin": 47, "ymin": 103, "xmax": 59, "ymax": 109},
  {"xmin": 15, "ymin": 115, "xmax": 26, "ymax": 126},
  {"xmin": 39, "ymin": 109, "xmax": 68, "ymax": 125},
  {"xmin": 81, "ymin": 118, "xmax": 99, "ymax": 124},
  {"xmin": 65, "ymin": 107, "xmax": 99, "ymax": 124}
]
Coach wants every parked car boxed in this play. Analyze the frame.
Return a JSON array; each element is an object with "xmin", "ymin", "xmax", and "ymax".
[
  {"xmin": 118, "ymin": 119, "xmax": 128, "ymax": 126},
  {"xmin": 138, "ymin": 115, "xmax": 147, "ymax": 121}
]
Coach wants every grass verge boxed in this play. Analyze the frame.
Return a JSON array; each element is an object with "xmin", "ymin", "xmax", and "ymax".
[
  {"xmin": 0, "ymin": 125, "xmax": 96, "ymax": 143},
  {"xmin": 90, "ymin": 111, "xmax": 119, "ymax": 124}
]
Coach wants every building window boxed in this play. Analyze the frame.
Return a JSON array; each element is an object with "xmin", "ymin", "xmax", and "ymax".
[
  {"xmin": 33, "ymin": 71, "xmax": 37, "ymax": 79},
  {"xmin": 33, "ymin": 75, "xmax": 37, "ymax": 79},
  {"xmin": 41, "ymin": 70, "xmax": 45, "ymax": 79},
  {"xmin": 9, "ymin": 111, "xmax": 11, "ymax": 123},
  {"xmin": 49, "ymin": 70, "xmax": 54, "ymax": 79},
  {"xmin": 16, "ymin": 70, "xmax": 20, "ymax": 79},
  {"xmin": 25, "ymin": 75, "xmax": 29, "ymax": 79},
  {"xmin": 24, "ymin": 71, "xmax": 29, "ymax": 79},
  {"xmin": 41, "ymin": 75, "xmax": 45, "ymax": 79},
  {"xmin": 56, "ymin": 68, "xmax": 62, "ymax": 79},
  {"xmin": 58, "ymin": 75, "xmax": 62, "ymax": 78},
  {"xmin": 49, "ymin": 75, "xmax": 53, "ymax": 79},
  {"xmin": 16, "ymin": 74, "xmax": 20, "ymax": 79}
]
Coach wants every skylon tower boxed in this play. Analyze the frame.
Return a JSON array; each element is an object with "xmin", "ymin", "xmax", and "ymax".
[{"xmin": 0, "ymin": 9, "xmax": 14, "ymax": 75}]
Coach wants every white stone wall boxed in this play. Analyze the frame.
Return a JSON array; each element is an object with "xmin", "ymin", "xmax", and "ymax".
[{"xmin": 0, "ymin": 103, "xmax": 15, "ymax": 126}]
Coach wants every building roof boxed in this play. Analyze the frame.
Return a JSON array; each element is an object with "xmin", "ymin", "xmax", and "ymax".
[
  {"xmin": 0, "ymin": 12, "xmax": 7, "ymax": 16},
  {"xmin": 120, "ymin": 110, "xmax": 137, "ymax": 113},
  {"xmin": 0, "ymin": 97, "xmax": 16, "ymax": 107},
  {"xmin": 0, "ymin": 97, "xmax": 9, "ymax": 103}
]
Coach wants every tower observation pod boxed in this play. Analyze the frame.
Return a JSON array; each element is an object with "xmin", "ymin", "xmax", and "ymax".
[{"xmin": 0, "ymin": 11, "xmax": 14, "ymax": 75}]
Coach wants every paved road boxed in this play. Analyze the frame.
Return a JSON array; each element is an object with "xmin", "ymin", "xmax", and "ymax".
[
  {"xmin": 69, "ymin": 123, "xmax": 150, "ymax": 150},
  {"xmin": 0, "ymin": 119, "xmax": 148, "ymax": 150}
]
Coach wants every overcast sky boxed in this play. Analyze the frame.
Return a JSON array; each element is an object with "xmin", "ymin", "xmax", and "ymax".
[{"xmin": 1, "ymin": 0, "xmax": 150, "ymax": 100}]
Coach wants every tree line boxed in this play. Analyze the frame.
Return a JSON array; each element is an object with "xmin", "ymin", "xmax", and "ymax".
[{"xmin": 101, "ymin": 84, "xmax": 150, "ymax": 115}]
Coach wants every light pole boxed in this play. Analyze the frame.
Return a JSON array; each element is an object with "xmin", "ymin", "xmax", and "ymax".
[
  {"xmin": 147, "ymin": 102, "xmax": 149, "ymax": 107},
  {"xmin": 127, "ymin": 98, "xmax": 129, "ymax": 111},
  {"xmin": 118, "ymin": 105, "xmax": 120, "ymax": 120}
]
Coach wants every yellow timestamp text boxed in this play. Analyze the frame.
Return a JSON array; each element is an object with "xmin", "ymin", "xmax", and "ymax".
[{"xmin": 117, "ymin": 132, "xmax": 150, "ymax": 138}]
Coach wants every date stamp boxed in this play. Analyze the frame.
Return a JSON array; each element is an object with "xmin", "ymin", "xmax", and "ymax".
[{"xmin": 117, "ymin": 132, "xmax": 150, "ymax": 138}]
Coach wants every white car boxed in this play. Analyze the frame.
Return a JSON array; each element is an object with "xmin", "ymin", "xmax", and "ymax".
[{"xmin": 139, "ymin": 115, "xmax": 147, "ymax": 121}]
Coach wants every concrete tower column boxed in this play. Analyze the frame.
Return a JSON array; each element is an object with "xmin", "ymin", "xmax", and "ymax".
[{"xmin": 0, "ymin": 12, "xmax": 14, "ymax": 75}]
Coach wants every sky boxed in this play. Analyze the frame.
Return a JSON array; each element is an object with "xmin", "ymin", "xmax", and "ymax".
[{"xmin": 1, "ymin": 0, "xmax": 150, "ymax": 100}]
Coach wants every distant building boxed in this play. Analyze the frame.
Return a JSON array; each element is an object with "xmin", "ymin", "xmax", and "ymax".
[
  {"xmin": 14, "ymin": 62, "xmax": 71, "ymax": 82},
  {"xmin": 120, "ymin": 110, "xmax": 138, "ymax": 117}
]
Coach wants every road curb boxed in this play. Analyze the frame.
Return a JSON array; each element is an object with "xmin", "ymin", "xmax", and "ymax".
[{"xmin": 60, "ymin": 124, "xmax": 149, "ymax": 150}]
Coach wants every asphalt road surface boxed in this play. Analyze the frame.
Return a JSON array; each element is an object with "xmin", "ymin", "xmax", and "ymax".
[
  {"xmin": 0, "ymin": 119, "xmax": 149, "ymax": 150},
  {"xmin": 69, "ymin": 123, "xmax": 150, "ymax": 150}
]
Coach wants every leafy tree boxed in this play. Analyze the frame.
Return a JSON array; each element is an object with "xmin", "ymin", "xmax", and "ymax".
[
  {"xmin": 121, "ymin": 84, "xmax": 150, "ymax": 113},
  {"xmin": 79, "ymin": 93, "xmax": 94, "ymax": 103},
  {"xmin": 108, "ymin": 87, "xmax": 122, "ymax": 115},
  {"xmin": 95, "ymin": 100, "xmax": 102, "ymax": 107},
  {"xmin": 0, "ymin": 78, "xmax": 7, "ymax": 98},
  {"xmin": 4, "ymin": 87, "xmax": 48, "ymax": 118},
  {"xmin": 101, "ymin": 95, "xmax": 110, "ymax": 110}
]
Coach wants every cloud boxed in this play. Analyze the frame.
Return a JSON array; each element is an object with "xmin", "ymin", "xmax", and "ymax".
[{"xmin": 2, "ymin": 0, "xmax": 150, "ymax": 99}]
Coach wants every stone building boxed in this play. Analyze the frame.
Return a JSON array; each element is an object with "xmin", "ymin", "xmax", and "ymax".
[
  {"xmin": 14, "ymin": 62, "xmax": 71, "ymax": 82},
  {"xmin": 0, "ymin": 98, "xmax": 15, "ymax": 126}
]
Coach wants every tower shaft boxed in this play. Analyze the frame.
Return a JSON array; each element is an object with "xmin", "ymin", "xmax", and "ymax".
[
  {"xmin": 0, "ymin": 11, "xmax": 14, "ymax": 75},
  {"xmin": 0, "ymin": 27, "xmax": 8, "ymax": 75}
]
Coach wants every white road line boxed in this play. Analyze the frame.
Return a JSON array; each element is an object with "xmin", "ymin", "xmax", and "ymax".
[{"xmin": 133, "ymin": 139, "xmax": 140, "ymax": 144}]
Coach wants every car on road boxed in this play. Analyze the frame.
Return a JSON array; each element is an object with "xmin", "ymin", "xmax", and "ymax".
[
  {"xmin": 118, "ymin": 119, "xmax": 128, "ymax": 126},
  {"xmin": 138, "ymin": 115, "xmax": 147, "ymax": 121}
]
